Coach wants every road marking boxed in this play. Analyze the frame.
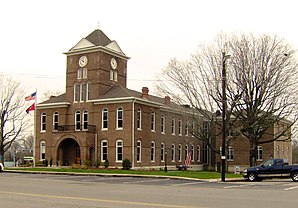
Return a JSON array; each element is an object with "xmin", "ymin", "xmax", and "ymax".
[
  {"xmin": 0, "ymin": 191, "xmax": 200, "ymax": 208},
  {"xmin": 171, "ymin": 181, "xmax": 205, "ymax": 187},
  {"xmin": 284, "ymin": 186, "xmax": 298, "ymax": 191},
  {"xmin": 224, "ymin": 184, "xmax": 255, "ymax": 189},
  {"xmin": 123, "ymin": 178, "xmax": 170, "ymax": 184}
]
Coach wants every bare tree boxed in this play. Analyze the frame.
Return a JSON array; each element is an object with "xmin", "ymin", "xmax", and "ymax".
[
  {"xmin": 40, "ymin": 89, "xmax": 64, "ymax": 102},
  {"xmin": 0, "ymin": 77, "xmax": 30, "ymax": 163},
  {"xmin": 156, "ymin": 32, "xmax": 298, "ymax": 166}
]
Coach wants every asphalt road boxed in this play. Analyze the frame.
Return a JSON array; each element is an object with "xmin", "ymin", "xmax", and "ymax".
[{"xmin": 1, "ymin": 172, "xmax": 298, "ymax": 208}]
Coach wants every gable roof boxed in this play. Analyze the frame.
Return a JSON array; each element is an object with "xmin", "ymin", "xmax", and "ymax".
[{"xmin": 67, "ymin": 29, "xmax": 127, "ymax": 57}]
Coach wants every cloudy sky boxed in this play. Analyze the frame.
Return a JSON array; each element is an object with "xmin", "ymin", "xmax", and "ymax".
[{"xmin": 1, "ymin": 0, "xmax": 297, "ymax": 101}]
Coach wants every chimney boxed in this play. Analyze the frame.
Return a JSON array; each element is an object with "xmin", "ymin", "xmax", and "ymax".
[
  {"xmin": 142, "ymin": 87, "xmax": 149, "ymax": 99},
  {"xmin": 164, "ymin": 96, "xmax": 171, "ymax": 106}
]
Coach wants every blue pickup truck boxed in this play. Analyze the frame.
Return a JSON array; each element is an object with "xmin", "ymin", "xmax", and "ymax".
[{"xmin": 243, "ymin": 158, "xmax": 298, "ymax": 182}]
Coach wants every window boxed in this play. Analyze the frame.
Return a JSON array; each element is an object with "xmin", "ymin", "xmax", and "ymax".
[
  {"xmin": 185, "ymin": 119, "xmax": 189, "ymax": 136},
  {"xmin": 86, "ymin": 81, "xmax": 91, "ymax": 100},
  {"xmin": 40, "ymin": 141, "xmax": 46, "ymax": 161},
  {"xmin": 75, "ymin": 110, "xmax": 81, "ymax": 131},
  {"xmin": 117, "ymin": 107, "xmax": 123, "ymax": 129},
  {"xmin": 171, "ymin": 117, "xmax": 175, "ymax": 135},
  {"xmin": 161, "ymin": 143, "xmax": 165, "ymax": 162},
  {"xmin": 203, "ymin": 142, "xmax": 208, "ymax": 164},
  {"xmin": 151, "ymin": 112, "xmax": 155, "ymax": 132},
  {"xmin": 137, "ymin": 108, "xmax": 141, "ymax": 130},
  {"xmin": 203, "ymin": 121, "xmax": 209, "ymax": 137},
  {"xmin": 102, "ymin": 109, "xmax": 108, "ymax": 130},
  {"xmin": 110, "ymin": 69, "xmax": 118, "ymax": 82},
  {"xmin": 77, "ymin": 69, "xmax": 82, "ymax": 79},
  {"xmin": 101, "ymin": 140, "xmax": 108, "ymax": 162},
  {"xmin": 257, "ymin": 146, "xmax": 263, "ymax": 161},
  {"xmin": 80, "ymin": 83, "xmax": 85, "ymax": 102},
  {"xmin": 83, "ymin": 110, "xmax": 88, "ymax": 130},
  {"xmin": 74, "ymin": 83, "xmax": 79, "ymax": 102},
  {"xmin": 151, "ymin": 141, "xmax": 155, "ymax": 162},
  {"xmin": 82, "ymin": 68, "xmax": 88, "ymax": 79},
  {"xmin": 178, "ymin": 144, "xmax": 182, "ymax": 162},
  {"xmin": 185, "ymin": 144, "xmax": 188, "ymax": 160},
  {"xmin": 191, "ymin": 121, "xmax": 195, "ymax": 137},
  {"xmin": 53, "ymin": 112, "xmax": 58, "ymax": 131},
  {"xmin": 161, "ymin": 115, "xmax": 165, "ymax": 134},
  {"xmin": 227, "ymin": 146, "xmax": 234, "ymax": 161},
  {"xmin": 197, "ymin": 145, "xmax": 200, "ymax": 162},
  {"xmin": 171, "ymin": 144, "xmax": 175, "ymax": 162},
  {"xmin": 191, "ymin": 144, "xmax": 194, "ymax": 161},
  {"xmin": 116, "ymin": 140, "xmax": 123, "ymax": 162},
  {"xmin": 137, "ymin": 140, "xmax": 141, "ymax": 162},
  {"xmin": 41, "ymin": 113, "xmax": 46, "ymax": 132},
  {"xmin": 178, "ymin": 118, "xmax": 182, "ymax": 136}
]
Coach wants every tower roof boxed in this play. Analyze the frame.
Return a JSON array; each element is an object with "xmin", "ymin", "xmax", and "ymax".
[{"xmin": 85, "ymin": 29, "xmax": 112, "ymax": 47}]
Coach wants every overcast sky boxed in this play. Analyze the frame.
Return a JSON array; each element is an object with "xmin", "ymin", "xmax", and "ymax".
[{"xmin": 1, "ymin": 0, "xmax": 298, "ymax": 101}]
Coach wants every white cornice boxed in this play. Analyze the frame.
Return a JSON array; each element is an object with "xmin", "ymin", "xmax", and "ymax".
[
  {"xmin": 37, "ymin": 102, "xmax": 70, "ymax": 109},
  {"xmin": 63, "ymin": 45, "xmax": 130, "ymax": 60}
]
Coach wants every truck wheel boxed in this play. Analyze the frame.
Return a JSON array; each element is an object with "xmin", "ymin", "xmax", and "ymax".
[
  {"xmin": 248, "ymin": 173, "xmax": 257, "ymax": 182},
  {"xmin": 291, "ymin": 172, "xmax": 298, "ymax": 182}
]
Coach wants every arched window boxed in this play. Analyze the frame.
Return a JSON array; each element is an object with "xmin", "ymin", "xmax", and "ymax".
[
  {"xmin": 137, "ymin": 140, "xmax": 142, "ymax": 162},
  {"xmin": 40, "ymin": 141, "xmax": 46, "ymax": 161},
  {"xmin": 75, "ymin": 110, "xmax": 81, "ymax": 131},
  {"xmin": 74, "ymin": 83, "xmax": 79, "ymax": 102},
  {"xmin": 102, "ymin": 109, "xmax": 108, "ymax": 130},
  {"xmin": 116, "ymin": 107, "xmax": 123, "ymax": 129},
  {"xmin": 161, "ymin": 143, "xmax": 165, "ymax": 162},
  {"xmin": 53, "ymin": 112, "xmax": 58, "ymax": 131},
  {"xmin": 101, "ymin": 140, "xmax": 108, "ymax": 162},
  {"xmin": 41, "ymin": 113, "xmax": 46, "ymax": 132},
  {"xmin": 151, "ymin": 141, "xmax": 155, "ymax": 162},
  {"xmin": 116, "ymin": 140, "xmax": 123, "ymax": 162},
  {"xmin": 197, "ymin": 145, "xmax": 201, "ymax": 162},
  {"xmin": 83, "ymin": 110, "xmax": 88, "ymax": 130},
  {"xmin": 137, "ymin": 108, "xmax": 141, "ymax": 130},
  {"xmin": 86, "ymin": 81, "xmax": 91, "ymax": 100},
  {"xmin": 171, "ymin": 144, "xmax": 175, "ymax": 162}
]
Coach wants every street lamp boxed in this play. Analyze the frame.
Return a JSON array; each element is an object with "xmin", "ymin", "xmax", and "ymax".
[{"xmin": 221, "ymin": 52, "xmax": 230, "ymax": 182}]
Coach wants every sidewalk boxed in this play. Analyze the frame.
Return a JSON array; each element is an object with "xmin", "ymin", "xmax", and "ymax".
[{"xmin": 4, "ymin": 169, "xmax": 246, "ymax": 182}]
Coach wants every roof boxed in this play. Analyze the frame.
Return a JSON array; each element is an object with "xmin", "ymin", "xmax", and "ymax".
[{"xmin": 85, "ymin": 29, "xmax": 112, "ymax": 47}]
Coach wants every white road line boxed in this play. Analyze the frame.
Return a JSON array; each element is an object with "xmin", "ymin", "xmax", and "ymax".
[
  {"xmin": 123, "ymin": 178, "xmax": 170, "ymax": 184},
  {"xmin": 224, "ymin": 184, "xmax": 255, "ymax": 189},
  {"xmin": 284, "ymin": 186, "xmax": 298, "ymax": 191},
  {"xmin": 170, "ymin": 181, "xmax": 205, "ymax": 187}
]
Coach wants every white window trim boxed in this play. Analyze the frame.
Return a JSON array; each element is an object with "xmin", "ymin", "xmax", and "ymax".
[
  {"xmin": 40, "ymin": 141, "xmax": 46, "ymax": 161},
  {"xmin": 178, "ymin": 118, "xmax": 182, "ymax": 136},
  {"xmin": 137, "ymin": 108, "xmax": 142, "ymax": 130},
  {"xmin": 151, "ymin": 112, "xmax": 156, "ymax": 132},
  {"xmin": 75, "ymin": 111, "xmax": 81, "ymax": 131},
  {"xmin": 86, "ymin": 81, "xmax": 91, "ymax": 101},
  {"xmin": 74, "ymin": 83, "xmax": 79, "ymax": 103},
  {"xmin": 172, "ymin": 117, "xmax": 176, "ymax": 135},
  {"xmin": 151, "ymin": 141, "xmax": 155, "ymax": 162},
  {"xmin": 178, "ymin": 144, "xmax": 182, "ymax": 162},
  {"xmin": 41, "ymin": 113, "xmax": 46, "ymax": 132},
  {"xmin": 227, "ymin": 146, "xmax": 234, "ymax": 161},
  {"xmin": 161, "ymin": 115, "xmax": 165, "ymax": 134},
  {"xmin": 83, "ymin": 110, "xmax": 88, "ymax": 131},
  {"xmin": 80, "ymin": 83, "xmax": 84, "ymax": 102},
  {"xmin": 171, "ymin": 144, "xmax": 175, "ymax": 162},
  {"xmin": 101, "ymin": 140, "xmax": 108, "ymax": 162},
  {"xmin": 197, "ymin": 145, "xmax": 201, "ymax": 162},
  {"xmin": 161, "ymin": 143, "xmax": 165, "ymax": 162},
  {"xmin": 116, "ymin": 140, "xmax": 123, "ymax": 163},
  {"xmin": 53, "ymin": 112, "xmax": 58, "ymax": 131},
  {"xmin": 137, "ymin": 140, "xmax": 142, "ymax": 163},
  {"xmin": 102, "ymin": 109, "xmax": 108, "ymax": 130},
  {"xmin": 116, "ymin": 107, "xmax": 123, "ymax": 130},
  {"xmin": 257, "ymin": 146, "xmax": 263, "ymax": 161}
]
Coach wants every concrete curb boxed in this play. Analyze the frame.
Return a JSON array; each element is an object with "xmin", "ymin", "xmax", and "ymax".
[{"xmin": 3, "ymin": 169, "xmax": 246, "ymax": 182}]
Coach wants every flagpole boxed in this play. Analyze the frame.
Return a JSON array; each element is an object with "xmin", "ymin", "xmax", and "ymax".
[{"xmin": 33, "ymin": 89, "xmax": 37, "ymax": 168}]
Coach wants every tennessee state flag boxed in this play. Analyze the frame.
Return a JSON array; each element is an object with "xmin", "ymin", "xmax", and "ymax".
[
  {"xmin": 26, "ymin": 103, "xmax": 35, "ymax": 114},
  {"xmin": 25, "ymin": 92, "xmax": 36, "ymax": 101}
]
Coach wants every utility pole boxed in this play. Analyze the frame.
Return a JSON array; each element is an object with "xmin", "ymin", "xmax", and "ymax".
[{"xmin": 221, "ymin": 52, "xmax": 230, "ymax": 182}]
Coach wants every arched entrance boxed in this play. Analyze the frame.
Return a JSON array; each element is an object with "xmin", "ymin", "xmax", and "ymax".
[{"xmin": 57, "ymin": 138, "xmax": 80, "ymax": 166}]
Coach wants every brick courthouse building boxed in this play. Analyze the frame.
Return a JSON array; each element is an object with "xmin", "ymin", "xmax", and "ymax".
[{"xmin": 35, "ymin": 29, "xmax": 292, "ymax": 170}]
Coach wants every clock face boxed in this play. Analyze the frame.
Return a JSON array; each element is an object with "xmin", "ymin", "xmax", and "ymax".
[
  {"xmin": 111, "ymin": 58, "xmax": 117, "ymax": 69},
  {"xmin": 79, "ymin": 56, "xmax": 88, "ymax": 67}
]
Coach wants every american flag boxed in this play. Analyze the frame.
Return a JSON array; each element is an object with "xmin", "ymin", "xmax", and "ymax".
[
  {"xmin": 184, "ymin": 152, "xmax": 192, "ymax": 166},
  {"xmin": 25, "ymin": 92, "xmax": 36, "ymax": 101}
]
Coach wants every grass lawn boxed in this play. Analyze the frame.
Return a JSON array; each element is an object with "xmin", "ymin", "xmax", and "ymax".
[{"xmin": 8, "ymin": 167, "xmax": 243, "ymax": 180}]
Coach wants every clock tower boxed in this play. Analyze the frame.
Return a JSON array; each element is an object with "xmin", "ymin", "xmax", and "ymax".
[{"xmin": 63, "ymin": 29, "xmax": 130, "ymax": 103}]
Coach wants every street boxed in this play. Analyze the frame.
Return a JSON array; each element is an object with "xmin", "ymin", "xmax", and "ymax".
[{"xmin": 1, "ymin": 172, "xmax": 298, "ymax": 208}]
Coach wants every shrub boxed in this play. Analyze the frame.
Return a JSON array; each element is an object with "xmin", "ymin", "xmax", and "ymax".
[
  {"xmin": 122, "ymin": 159, "xmax": 132, "ymax": 170},
  {"xmin": 94, "ymin": 160, "xmax": 100, "ymax": 168},
  {"xmin": 83, "ymin": 160, "xmax": 92, "ymax": 168},
  {"xmin": 104, "ymin": 159, "xmax": 109, "ymax": 168}
]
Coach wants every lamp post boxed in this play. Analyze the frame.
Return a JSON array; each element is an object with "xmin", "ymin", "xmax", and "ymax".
[{"xmin": 221, "ymin": 52, "xmax": 230, "ymax": 182}]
